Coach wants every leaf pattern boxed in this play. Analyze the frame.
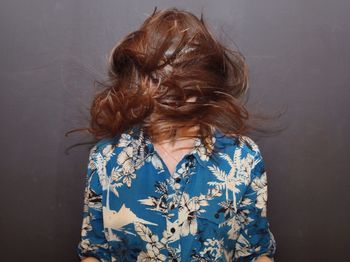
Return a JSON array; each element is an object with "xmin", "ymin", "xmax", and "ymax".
[{"xmin": 77, "ymin": 127, "xmax": 277, "ymax": 261}]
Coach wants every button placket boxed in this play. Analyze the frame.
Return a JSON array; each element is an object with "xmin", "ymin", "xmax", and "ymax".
[
  {"xmin": 175, "ymin": 156, "xmax": 197, "ymax": 199},
  {"xmin": 172, "ymin": 162, "xmax": 189, "ymax": 205},
  {"xmin": 165, "ymin": 154, "xmax": 197, "ymax": 254}
]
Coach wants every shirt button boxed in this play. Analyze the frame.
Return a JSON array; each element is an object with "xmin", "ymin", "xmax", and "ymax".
[
  {"xmin": 170, "ymin": 227, "xmax": 176, "ymax": 233},
  {"xmin": 175, "ymin": 177, "xmax": 181, "ymax": 183}
]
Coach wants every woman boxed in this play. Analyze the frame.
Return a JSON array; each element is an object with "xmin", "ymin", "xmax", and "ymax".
[{"xmin": 76, "ymin": 7, "xmax": 277, "ymax": 262}]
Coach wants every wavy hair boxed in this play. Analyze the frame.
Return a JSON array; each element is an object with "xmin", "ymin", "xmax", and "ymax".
[{"xmin": 67, "ymin": 7, "xmax": 280, "ymax": 151}]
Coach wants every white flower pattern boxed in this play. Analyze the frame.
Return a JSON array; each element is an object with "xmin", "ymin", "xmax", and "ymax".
[{"xmin": 77, "ymin": 127, "xmax": 277, "ymax": 261}]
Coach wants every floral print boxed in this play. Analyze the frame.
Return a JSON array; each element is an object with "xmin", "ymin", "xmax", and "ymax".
[{"xmin": 77, "ymin": 127, "xmax": 276, "ymax": 261}]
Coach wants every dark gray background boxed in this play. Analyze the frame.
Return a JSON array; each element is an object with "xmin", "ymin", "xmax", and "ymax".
[{"xmin": 1, "ymin": 0, "xmax": 349, "ymax": 261}]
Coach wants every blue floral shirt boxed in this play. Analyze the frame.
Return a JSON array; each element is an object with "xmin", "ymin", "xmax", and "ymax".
[{"xmin": 76, "ymin": 127, "xmax": 277, "ymax": 261}]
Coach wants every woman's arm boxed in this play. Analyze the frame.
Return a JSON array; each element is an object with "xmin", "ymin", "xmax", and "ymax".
[
  {"xmin": 76, "ymin": 144, "xmax": 111, "ymax": 261},
  {"xmin": 233, "ymin": 148, "xmax": 277, "ymax": 261}
]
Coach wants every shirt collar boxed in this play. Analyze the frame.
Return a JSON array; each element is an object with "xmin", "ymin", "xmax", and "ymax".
[{"xmin": 128, "ymin": 126, "xmax": 218, "ymax": 169}]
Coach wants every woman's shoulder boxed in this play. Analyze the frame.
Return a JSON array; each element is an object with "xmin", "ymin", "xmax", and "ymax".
[
  {"xmin": 214, "ymin": 129, "xmax": 262, "ymax": 156},
  {"xmin": 89, "ymin": 137, "xmax": 115, "ymax": 156},
  {"xmin": 89, "ymin": 128, "xmax": 140, "ymax": 160}
]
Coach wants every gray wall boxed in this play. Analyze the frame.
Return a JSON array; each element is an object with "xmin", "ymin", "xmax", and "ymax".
[{"xmin": 1, "ymin": 0, "xmax": 349, "ymax": 261}]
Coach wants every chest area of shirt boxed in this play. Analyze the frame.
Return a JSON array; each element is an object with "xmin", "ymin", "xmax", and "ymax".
[{"xmin": 104, "ymin": 149, "xmax": 250, "ymax": 230}]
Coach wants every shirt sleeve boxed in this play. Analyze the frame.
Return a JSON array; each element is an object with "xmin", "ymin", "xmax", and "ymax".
[
  {"xmin": 76, "ymin": 145, "xmax": 111, "ymax": 261},
  {"xmin": 234, "ymin": 149, "xmax": 277, "ymax": 262}
]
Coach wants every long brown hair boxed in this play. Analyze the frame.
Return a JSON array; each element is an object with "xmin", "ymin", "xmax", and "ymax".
[{"xmin": 66, "ymin": 7, "xmax": 283, "ymax": 151}]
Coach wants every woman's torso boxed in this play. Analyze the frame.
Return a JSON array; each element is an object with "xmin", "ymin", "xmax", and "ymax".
[{"xmin": 81, "ymin": 127, "xmax": 268, "ymax": 261}]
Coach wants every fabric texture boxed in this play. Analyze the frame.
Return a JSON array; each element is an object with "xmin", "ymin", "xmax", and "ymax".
[{"xmin": 76, "ymin": 127, "xmax": 277, "ymax": 262}]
